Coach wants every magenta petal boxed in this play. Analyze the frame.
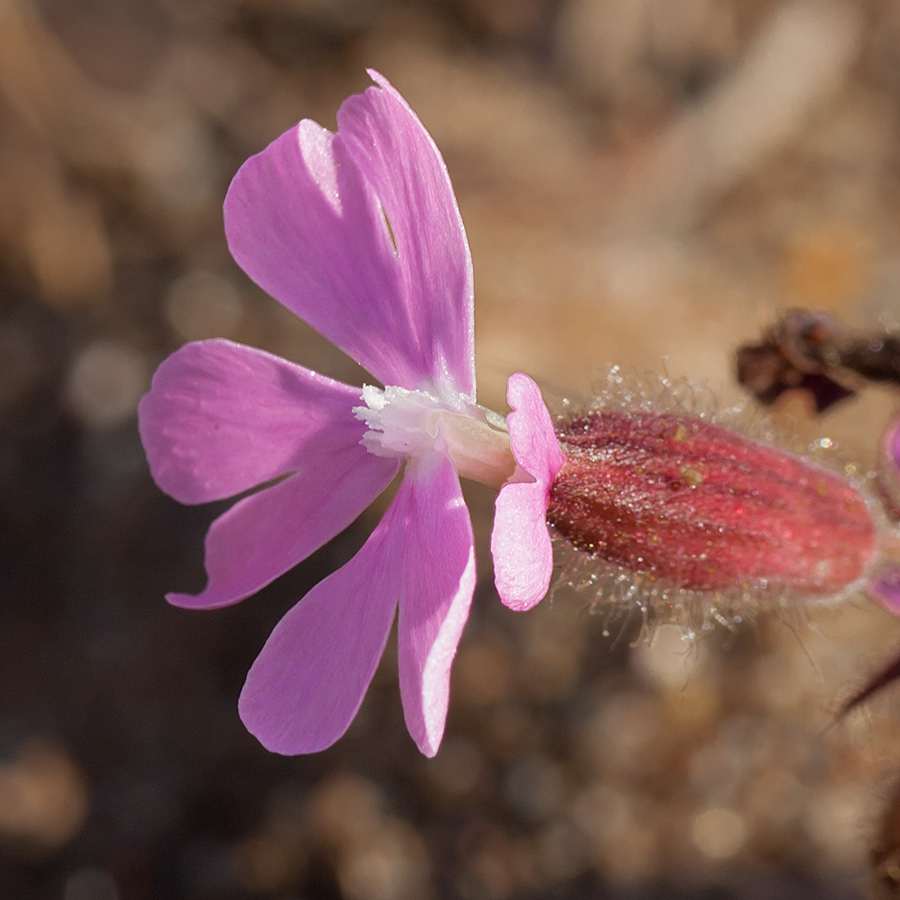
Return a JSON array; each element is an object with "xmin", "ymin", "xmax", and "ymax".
[
  {"xmin": 337, "ymin": 71, "xmax": 475, "ymax": 399},
  {"xmin": 238, "ymin": 507, "xmax": 404, "ymax": 755},
  {"xmin": 238, "ymin": 458, "xmax": 467, "ymax": 755},
  {"xmin": 868, "ymin": 565, "xmax": 900, "ymax": 615},
  {"xmin": 491, "ymin": 373, "xmax": 565, "ymax": 612},
  {"xmin": 168, "ymin": 451, "xmax": 398, "ymax": 610},
  {"xmin": 883, "ymin": 417, "xmax": 900, "ymax": 472},
  {"xmin": 397, "ymin": 453, "xmax": 476, "ymax": 757},
  {"xmin": 224, "ymin": 72, "xmax": 474, "ymax": 397},
  {"xmin": 138, "ymin": 339, "xmax": 367, "ymax": 505}
]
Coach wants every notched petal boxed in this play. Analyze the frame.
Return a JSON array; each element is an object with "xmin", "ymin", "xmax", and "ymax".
[
  {"xmin": 224, "ymin": 72, "xmax": 474, "ymax": 397},
  {"xmin": 138, "ymin": 339, "xmax": 365, "ymax": 504}
]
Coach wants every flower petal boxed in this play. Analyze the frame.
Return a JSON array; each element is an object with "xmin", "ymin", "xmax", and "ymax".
[
  {"xmin": 238, "ymin": 507, "xmax": 402, "ymax": 755},
  {"xmin": 491, "ymin": 373, "xmax": 565, "ymax": 612},
  {"xmin": 168, "ymin": 450, "xmax": 399, "ymax": 610},
  {"xmin": 224, "ymin": 72, "xmax": 474, "ymax": 398},
  {"xmin": 868, "ymin": 565, "xmax": 900, "ymax": 615},
  {"xmin": 238, "ymin": 457, "xmax": 466, "ymax": 755},
  {"xmin": 397, "ymin": 453, "xmax": 476, "ymax": 757},
  {"xmin": 337, "ymin": 71, "xmax": 475, "ymax": 399},
  {"xmin": 884, "ymin": 417, "xmax": 900, "ymax": 471},
  {"xmin": 138, "ymin": 339, "xmax": 367, "ymax": 505}
]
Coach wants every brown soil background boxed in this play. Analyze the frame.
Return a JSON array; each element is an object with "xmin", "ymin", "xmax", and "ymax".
[{"xmin": 3, "ymin": 0, "xmax": 900, "ymax": 898}]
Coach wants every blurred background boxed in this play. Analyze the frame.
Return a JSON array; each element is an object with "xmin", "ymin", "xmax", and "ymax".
[{"xmin": 4, "ymin": 0, "xmax": 900, "ymax": 897}]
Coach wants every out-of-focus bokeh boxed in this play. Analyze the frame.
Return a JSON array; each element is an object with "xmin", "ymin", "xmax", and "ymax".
[{"xmin": 3, "ymin": 0, "xmax": 900, "ymax": 897}]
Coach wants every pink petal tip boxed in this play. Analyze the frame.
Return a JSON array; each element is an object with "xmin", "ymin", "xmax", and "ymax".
[
  {"xmin": 868, "ymin": 565, "xmax": 900, "ymax": 616},
  {"xmin": 491, "ymin": 373, "xmax": 564, "ymax": 612}
]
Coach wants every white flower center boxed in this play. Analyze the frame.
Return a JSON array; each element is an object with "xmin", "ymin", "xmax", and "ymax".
[{"xmin": 354, "ymin": 384, "xmax": 518, "ymax": 489}]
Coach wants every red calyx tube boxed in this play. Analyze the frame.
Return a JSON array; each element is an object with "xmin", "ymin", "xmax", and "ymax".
[{"xmin": 547, "ymin": 410, "xmax": 876, "ymax": 597}]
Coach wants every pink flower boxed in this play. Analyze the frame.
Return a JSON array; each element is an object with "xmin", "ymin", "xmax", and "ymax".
[
  {"xmin": 865, "ymin": 418, "xmax": 900, "ymax": 614},
  {"xmin": 139, "ymin": 72, "xmax": 560, "ymax": 757}
]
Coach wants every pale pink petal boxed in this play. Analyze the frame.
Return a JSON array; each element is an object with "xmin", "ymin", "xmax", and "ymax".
[
  {"xmin": 238, "ymin": 464, "xmax": 430, "ymax": 754},
  {"xmin": 868, "ymin": 565, "xmax": 900, "ymax": 615},
  {"xmin": 337, "ymin": 71, "xmax": 475, "ymax": 399},
  {"xmin": 880, "ymin": 417, "xmax": 900, "ymax": 524},
  {"xmin": 238, "ymin": 532, "xmax": 398, "ymax": 755},
  {"xmin": 138, "ymin": 339, "xmax": 366, "ymax": 504},
  {"xmin": 224, "ymin": 72, "xmax": 474, "ymax": 397},
  {"xmin": 884, "ymin": 417, "xmax": 900, "ymax": 472},
  {"xmin": 491, "ymin": 373, "xmax": 565, "ymax": 612},
  {"xmin": 397, "ymin": 453, "xmax": 476, "ymax": 757},
  {"xmin": 168, "ymin": 452, "xmax": 399, "ymax": 610}
]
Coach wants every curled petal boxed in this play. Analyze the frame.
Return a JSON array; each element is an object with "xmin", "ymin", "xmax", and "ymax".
[
  {"xmin": 224, "ymin": 72, "xmax": 474, "ymax": 398},
  {"xmin": 168, "ymin": 448, "xmax": 398, "ymax": 610},
  {"xmin": 397, "ymin": 453, "xmax": 476, "ymax": 757},
  {"xmin": 138, "ymin": 339, "xmax": 366, "ymax": 504},
  {"xmin": 491, "ymin": 373, "xmax": 564, "ymax": 612}
]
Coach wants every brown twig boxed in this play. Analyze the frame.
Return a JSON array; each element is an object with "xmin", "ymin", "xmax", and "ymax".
[{"xmin": 736, "ymin": 308, "xmax": 900, "ymax": 412}]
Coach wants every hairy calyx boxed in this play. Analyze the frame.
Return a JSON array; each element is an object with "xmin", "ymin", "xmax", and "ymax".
[{"xmin": 547, "ymin": 409, "xmax": 877, "ymax": 598}]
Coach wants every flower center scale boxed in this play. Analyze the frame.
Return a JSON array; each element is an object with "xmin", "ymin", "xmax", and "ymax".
[{"xmin": 354, "ymin": 384, "xmax": 520, "ymax": 490}]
